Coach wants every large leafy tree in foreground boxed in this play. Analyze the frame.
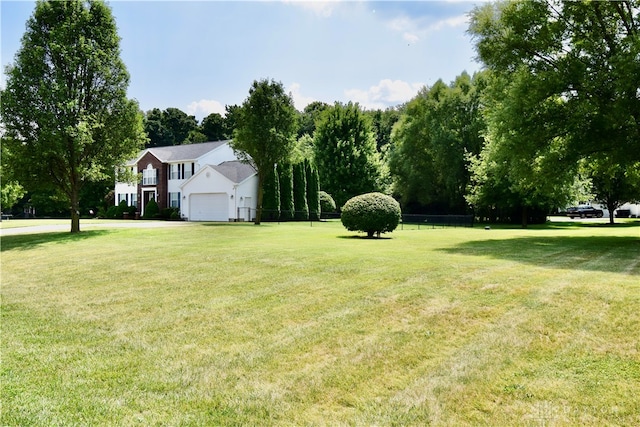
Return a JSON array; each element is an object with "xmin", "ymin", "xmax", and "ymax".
[
  {"xmin": 468, "ymin": 0, "xmax": 640, "ymax": 225},
  {"xmin": 231, "ymin": 78, "xmax": 297, "ymax": 224},
  {"xmin": 466, "ymin": 71, "xmax": 577, "ymax": 226},
  {"xmin": 470, "ymin": 0, "xmax": 639, "ymax": 163},
  {"xmin": 1, "ymin": 0, "xmax": 145, "ymax": 233}
]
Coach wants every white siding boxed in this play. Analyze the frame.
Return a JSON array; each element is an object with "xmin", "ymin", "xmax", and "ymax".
[{"xmin": 198, "ymin": 144, "xmax": 238, "ymax": 168}]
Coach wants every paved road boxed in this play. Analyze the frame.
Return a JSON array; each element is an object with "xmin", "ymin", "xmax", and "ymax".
[{"xmin": 0, "ymin": 220, "xmax": 193, "ymax": 236}]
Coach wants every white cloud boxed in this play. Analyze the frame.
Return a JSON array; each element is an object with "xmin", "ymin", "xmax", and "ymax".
[
  {"xmin": 403, "ymin": 32, "xmax": 420, "ymax": 44},
  {"xmin": 345, "ymin": 79, "xmax": 424, "ymax": 110},
  {"xmin": 386, "ymin": 13, "xmax": 469, "ymax": 44},
  {"xmin": 287, "ymin": 82, "xmax": 316, "ymax": 111},
  {"xmin": 428, "ymin": 14, "xmax": 469, "ymax": 32},
  {"xmin": 186, "ymin": 99, "xmax": 226, "ymax": 120},
  {"xmin": 282, "ymin": 0, "xmax": 340, "ymax": 18}
]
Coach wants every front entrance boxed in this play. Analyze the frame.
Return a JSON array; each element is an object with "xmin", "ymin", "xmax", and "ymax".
[{"xmin": 142, "ymin": 190, "xmax": 156, "ymax": 217}]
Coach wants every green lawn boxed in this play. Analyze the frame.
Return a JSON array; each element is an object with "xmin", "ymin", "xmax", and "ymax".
[{"xmin": 2, "ymin": 221, "xmax": 639, "ymax": 426}]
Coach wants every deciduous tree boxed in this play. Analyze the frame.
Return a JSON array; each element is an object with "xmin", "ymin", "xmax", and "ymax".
[
  {"xmin": 469, "ymin": 0, "xmax": 640, "ymax": 174},
  {"xmin": 314, "ymin": 102, "xmax": 382, "ymax": 208},
  {"xmin": 1, "ymin": 0, "xmax": 146, "ymax": 232},
  {"xmin": 231, "ymin": 78, "xmax": 297, "ymax": 224},
  {"xmin": 583, "ymin": 156, "xmax": 640, "ymax": 224},
  {"xmin": 200, "ymin": 113, "xmax": 226, "ymax": 141},
  {"xmin": 389, "ymin": 72, "xmax": 486, "ymax": 214}
]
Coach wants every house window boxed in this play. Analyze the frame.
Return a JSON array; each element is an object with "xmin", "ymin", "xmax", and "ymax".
[
  {"xmin": 169, "ymin": 192, "xmax": 180, "ymax": 208},
  {"xmin": 169, "ymin": 163, "xmax": 193, "ymax": 180},
  {"xmin": 117, "ymin": 193, "xmax": 127, "ymax": 204},
  {"xmin": 183, "ymin": 162, "xmax": 194, "ymax": 179},
  {"xmin": 170, "ymin": 164, "xmax": 180, "ymax": 180},
  {"xmin": 142, "ymin": 166, "xmax": 157, "ymax": 185},
  {"xmin": 130, "ymin": 193, "xmax": 138, "ymax": 208}
]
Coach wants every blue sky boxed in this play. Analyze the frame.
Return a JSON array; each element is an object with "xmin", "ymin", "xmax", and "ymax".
[{"xmin": 1, "ymin": 1, "xmax": 485, "ymax": 120}]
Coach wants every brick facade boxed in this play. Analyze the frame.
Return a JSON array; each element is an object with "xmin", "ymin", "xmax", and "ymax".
[{"xmin": 137, "ymin": 151, "xmax": 168, "ymax": 213}]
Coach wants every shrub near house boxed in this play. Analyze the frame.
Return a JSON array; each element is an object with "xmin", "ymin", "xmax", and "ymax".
[
  {"xmin": 143, "ymin": 199, "xmax": 159, "ymax": 219},
  {"xmin": 341, "ymin": 192, "xmax": 401, "ymax": 238}
]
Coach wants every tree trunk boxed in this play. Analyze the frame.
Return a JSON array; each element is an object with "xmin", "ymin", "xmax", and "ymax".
[
  {"xmin": 70, "ymin": 187, "xmax": 81, "ymax": 233},
  {"xmin": 606, "ymin": 200, "xmax": 617, "ymax": 225},
  {"xmin": 255, "ymin": 171, "xmax": 264, "ymax": 225}
]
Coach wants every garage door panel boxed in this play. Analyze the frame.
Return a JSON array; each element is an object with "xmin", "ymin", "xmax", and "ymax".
[{"xmin": 190, "ymin": 193, "xmax": 228, "ymax": 221}]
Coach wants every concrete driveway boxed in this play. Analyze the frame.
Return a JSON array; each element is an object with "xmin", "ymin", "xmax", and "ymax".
[{"xmin": 0, "ymin": 220, "xmax": 193, "ymax": 236}]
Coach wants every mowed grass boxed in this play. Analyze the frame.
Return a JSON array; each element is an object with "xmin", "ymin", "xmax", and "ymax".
[{"xmin": 2, "ymin": 220, "xmax": 639, "ymax": 426}]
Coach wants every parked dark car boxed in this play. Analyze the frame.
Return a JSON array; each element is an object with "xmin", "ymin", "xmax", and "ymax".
[
  {"xmin": 615, "ymin": 209, "xmax": 631, "ymax": 218},
  {"xmin": 566, "ymin": 205, "xmax": 604, "ymax": 218}
]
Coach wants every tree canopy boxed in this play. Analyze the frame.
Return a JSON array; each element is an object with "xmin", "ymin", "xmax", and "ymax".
[
  {"xmin": 1, "ymin": 0, "xmax": 145, "ymax": 232},
  {"xmin": 313, "ymin": 102, "xmax": 383, "ymax": 208},
  {"xmin": 467, "ymin": 0, "xmax": 640, "ymax": 224},
  {"xmin": 389, "ymin": 72, "xmax": 486, "ymax": 214},
  {"xmin": 231, "ymin": 78, "xmax": 298, "ymax": 224}
]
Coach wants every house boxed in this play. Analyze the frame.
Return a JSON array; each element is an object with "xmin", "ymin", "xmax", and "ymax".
[{"xmin": 115, "ymin": 140, "xmax": 258, "ymax": 221}]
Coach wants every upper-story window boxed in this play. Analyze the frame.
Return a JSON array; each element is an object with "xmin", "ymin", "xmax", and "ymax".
[
  {"xmin": 142, "ymin": 164, "xmax": 157, "ymax": 185},
  {"xmin": 170, "ymin": 164, "xmax": 180, "ymax": 180},
  {"xmin": 169, "ymin": 162, "xmax": 194, "ymax": 180},
  {"xmin": 183, "ymin": 163, "xmax": 194, "ymax": 179}
]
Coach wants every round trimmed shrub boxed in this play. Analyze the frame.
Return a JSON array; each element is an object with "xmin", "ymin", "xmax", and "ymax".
[
  {"xmin": 341, "ymin": 192, "xmax": 401, "ymax": 238},
  {"xmin": 319, "ymin": 191, "xmax": 336, "ymax": 213}
]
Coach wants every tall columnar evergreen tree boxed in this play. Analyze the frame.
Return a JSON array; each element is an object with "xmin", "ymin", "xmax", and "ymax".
[
  {"xmin": 262, "ymin": 164, "xmax": 280, "ymax": 221},
  {"xmin": 305, "ymin": 159, "xmax": 321, "ymax": 221},
  {"xmin": 313, "ymin": 102, "xmax": 383, "ymax": 208},
  {"xmin": 293, "ymin": 162, "xmax": 309, "ymax": 220},
  {"xmin": 0, "ymin": 0, "xmax": 146, "ymax": 233},
  {"xmin": 231, "ymin": 79, "xmax": 297, "ymax": 224},
  {"xmin": 278, "ymin": 162, "xmax": 295, "ymax": 221}
]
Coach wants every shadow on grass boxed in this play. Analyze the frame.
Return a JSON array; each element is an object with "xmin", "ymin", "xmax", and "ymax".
[
  {"xmin": 337, "ymin": 234, "xmax": 393, "ymax": 240},
  {"xmin": 0, "ymin": 230, "xmax": 112, "ymax": 252},
  {"xmin": 199, "ymin": 222, "xmax": 262, "ymax": 227},
  {"xmin": 437, "ymin": 235, "xmax": 640, "ymax": 274}
]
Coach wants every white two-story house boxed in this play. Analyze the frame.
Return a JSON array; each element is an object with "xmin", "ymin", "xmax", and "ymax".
[{"xmin": 115, "ymin": 140, "xmax": 258, "ymax": 221}]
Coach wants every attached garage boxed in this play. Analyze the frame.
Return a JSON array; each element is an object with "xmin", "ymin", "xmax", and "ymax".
[
  {"xmin": 189, "ymin": 193, "xmax": 229, "ymax": 221},
  {"xmin": 180, "ymin": 162, "xmax": 258, "ymax": 222}
]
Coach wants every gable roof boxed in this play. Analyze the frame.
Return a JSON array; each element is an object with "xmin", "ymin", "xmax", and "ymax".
[
  {"xmin": 147, "ymin": 140, "xmax": 230, "ymax": 162},
  {"xmin": 210, "ymin": 161, "xmax": 257, "ymax": 184},
  {"xmin": 125, "ymin": 140, "xmax": 231, "ymax": 165}
]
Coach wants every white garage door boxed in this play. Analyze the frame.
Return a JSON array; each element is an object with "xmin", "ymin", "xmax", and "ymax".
[{"xmin": 189, "ymin": 193, "xmax": 229, "ymax": 221}]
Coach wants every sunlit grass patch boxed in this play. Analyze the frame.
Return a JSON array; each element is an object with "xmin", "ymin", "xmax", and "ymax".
[{"xmin": 2, "ymin": 221, "xmax": 639, "ymax": 425}]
